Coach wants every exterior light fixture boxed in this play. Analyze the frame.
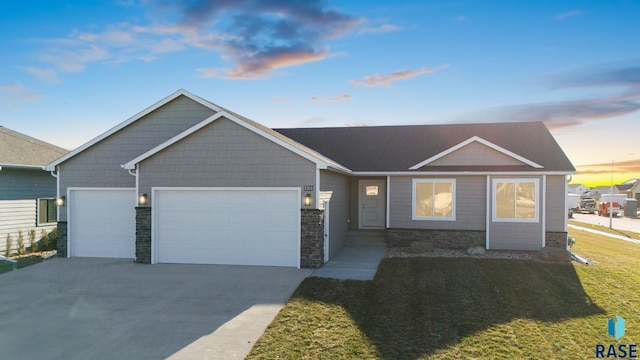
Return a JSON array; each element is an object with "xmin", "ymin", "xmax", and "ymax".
[
  {"xmin": 304, "ymin": 194, "xmax": 312, "ymax": 207},
  {"xmin": 138, "ymin": 193, "xmax": 148, "ymax": 206},
  {"xmin": 56, "ymin": 196, "xmax": 65, "ymax": 206}
]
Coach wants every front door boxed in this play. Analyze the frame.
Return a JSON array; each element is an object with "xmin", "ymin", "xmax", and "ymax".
[{"xmin": 359, "ymin": 179, "xmax": 386, "ymax": 229}]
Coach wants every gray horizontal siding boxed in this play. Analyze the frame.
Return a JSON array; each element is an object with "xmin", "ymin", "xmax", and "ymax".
[
  {"xmin": 0, "ymin": 168, "xmax": 56, "ymax": 200},
  {"xmin": 0, "ymin": 200, "xmax": 56, "ymax": 255},
  {"xmin": 59, "ymin": 95, "xmax": 216, "ymax": 221},
  {"xmin": 428, "ymin": 141, "xmax": 525, "ymax": 167},
  {"xmin": 139, "ymin": 117, "xmax": 316, "ymax": 205},
  {"xmin": 320, "ymin": 170, "xmax": 350, "ymax": 258},
  {"xmin": 389, "ymin": 175, "xmax": 486, "ymax": 230},
  {"xmin": 545, "ymin": 175, "xmax": 567, "ymax": 232}
]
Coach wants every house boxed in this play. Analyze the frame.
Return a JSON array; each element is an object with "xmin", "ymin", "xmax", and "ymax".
[
  {"xmin": 568, "ymin": 184, "xmax": 589, "ymax": 195},
  {"xmin": 46, "ymin": 90, "xmax": 575, "ymax": 268},
  {"xmin": 0, "ymin": 126, "xmax": 68, "ymax": 255},
  {"xmin": 615, "ymin": 178, "xmax": 640, "ymax": 201}
]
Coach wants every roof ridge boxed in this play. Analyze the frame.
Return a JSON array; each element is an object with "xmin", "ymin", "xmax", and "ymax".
[{"xmin": 0, "ymin": 126, "xmax": 68, "ymax": 154}]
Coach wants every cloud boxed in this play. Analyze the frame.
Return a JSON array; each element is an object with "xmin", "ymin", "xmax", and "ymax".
[
  {"xmin": 551, "ymin": 65, "xmax": 640, "ymax": 89},
  {"xmin": 310, "ymin": 94, "xmax": 351, "ymax": 102},
  {"xmin": 18, "ymin": 66, "xmax": 60, "ymax": 84},
  {"xmin": 0, "ymin": 84, "xmax": 42, "ymax": 106},
  {"xmin": 162, "ymin": 0, "xmax": 363, "ymax": 78},
  {"xmin": 575, "ymin": 159, "xmax": 640, "ymax": 175},
  {"xmin": 28, "ymin": 1, "xmax": 363, "ymax": 80},
  {"xmin": 469, "ymin": 90, "xmax": 640, "ymax": 129},
  {"xmin": 360, "ymin": 23, "xmax": 401, "ymax": 34},
  {"xmin": 351, "ymin": 65, "xmax": 448, "ymax": 87},
  {"xmin": 555, "ymin": 10, "xmax": 583, "ymax": 21}
]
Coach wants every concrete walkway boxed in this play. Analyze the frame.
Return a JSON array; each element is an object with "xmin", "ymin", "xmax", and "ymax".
[
  {"xmin": 311, "ymin": 245, "xmax": 387, "ymax": 281},
  {"xmin": 569, "ymin": 224, "xmax": 640, "ymax": 244}
]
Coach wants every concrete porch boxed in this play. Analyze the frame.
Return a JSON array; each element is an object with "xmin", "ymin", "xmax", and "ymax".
[{"xmin": 311, "ymin": 230, "xmax": 386, "ymax": 281}]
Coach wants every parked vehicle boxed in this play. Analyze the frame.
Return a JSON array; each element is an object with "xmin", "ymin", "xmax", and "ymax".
[
  {"xmin": 579, "ymin": 197, "xmax": 597, "ymax": 214},
  {"xmin": 567, "ymin": 194, "xmax": 580, "ymax": 218},
  {"xmin": 600, "ymin": 194, "xmax": 627, "ymax": 208},
  {"xmin": 598, "ymin": 201, "xmax": 621, "ymax": 217}
]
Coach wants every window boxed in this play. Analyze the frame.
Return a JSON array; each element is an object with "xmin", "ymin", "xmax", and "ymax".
[
  {"xmin": 412, "ymin": 179, "xmax": 456, "ymax": 220},
  {"xmin": 493, "ymin": 179, "xmax": 538, "ymax": 222},
  {"xmin": 38, "ymin": 198, "xmax": 57, "ymax": 225},
  {"xmin": 365, "ymin": 186, "xmax": 379, "ymax": 196}
]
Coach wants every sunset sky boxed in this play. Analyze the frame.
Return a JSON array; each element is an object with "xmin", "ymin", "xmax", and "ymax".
[{"xmin": 1, "ymin": 1, "xmax": 638, "ymax": 187}]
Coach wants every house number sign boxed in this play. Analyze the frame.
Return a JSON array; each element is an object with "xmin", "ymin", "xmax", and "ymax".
[{"xmin": 303, "ymin": 185, "xmax": 314, "ymax": 191}]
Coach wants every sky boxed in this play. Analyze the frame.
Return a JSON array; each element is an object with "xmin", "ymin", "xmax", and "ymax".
[{"xmin": 1, "ymin": 0, "xmax": 639, "ymax": 187}]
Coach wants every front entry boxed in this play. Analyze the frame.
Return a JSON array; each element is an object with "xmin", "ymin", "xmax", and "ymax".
[{"xmin": 359, "ymin": 179, "xmax": 386, "ymax": 229}]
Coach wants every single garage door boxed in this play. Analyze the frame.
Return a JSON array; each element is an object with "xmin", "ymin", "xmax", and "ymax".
[
  {"xmin": 155, "ymin": 188, "xmax": 300, "ymax": 267},
  {"xmin": 69, "ymin": 189, "xmax": 136, "ymax": 258}
]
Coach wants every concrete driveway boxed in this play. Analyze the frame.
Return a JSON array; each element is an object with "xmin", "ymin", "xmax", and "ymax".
[{"xmin": 0, "ymin": 258, "xmax": 311, "ymax": 359}]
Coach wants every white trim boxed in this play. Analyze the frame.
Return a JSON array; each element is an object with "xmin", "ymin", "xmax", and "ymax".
[
  {"xmin": 46, "ymin": 89, "xmax": 222, "ymax": 171},
  {"xmin": 36, "ymin": 198, "xmax": 57, "ymax": 226},
  {"xmin": 386, "ymin": 176, "xmax": 390, "ymax": 228},
  {"xmin": 56, "ymin": 166, "xmax": 60, "ymax": 222},
  {"xmin": 151, "ymin": 187, "xmax": 301, "ymax": 268},
  {"xmin": 0, "ymin": 163, "xmax": 46, "ymax": 170},
  {"xmin": 351, "ymin": 171, "xmax": 573, "ymax": 176},
  {"xmin": 323, "ymin": 199, "xmax": 330, "ymax": 263},
  {"xmin": 491, "ymin": 178, "xmax": 540, "ymax": 223},
  {"xmin": 122, "ymin": 111, "xmax": 331, "ymax": 170},
  {"xmin": 66, "ymin": 187, "xmax": 136, "ymax": 258},
  {"xmin": 411, "ymin": 179, "xmax": 457, "ymax": 221},
  {"xmin": 564, "ymin": 177, "xmax": 569, "ymax": 232},
  {"xmin": 315, "ymin": 167, "xmax": 320, "ymax": 209},
  {"xmin": 408, "ymin": 136, "xmax": 544, "ymax": 170},
  {"xmin": 486, "ymin": 175, "xmax": 491, "ymax": 249},
  {"xmin": 542, "ymin": 175, "xmax": 547, "ymax": 248}
]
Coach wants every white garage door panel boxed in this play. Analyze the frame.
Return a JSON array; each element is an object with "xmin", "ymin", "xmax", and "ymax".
[
  {"xmin": 70, "ymin": 189, "xmax": 136, "ymax": 258},
  {"xmin": 155, "ymin": 189, "xmax": 299, "ymax": 267}
]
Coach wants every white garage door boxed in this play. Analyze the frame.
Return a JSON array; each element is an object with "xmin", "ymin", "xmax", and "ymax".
[
  {"xmin": 155, "ymin": 188, "xmax": 300, "ymax": 267},
  {"xmin": 69, "ymin": 189, "xmax": 136, "ymax": 258}
]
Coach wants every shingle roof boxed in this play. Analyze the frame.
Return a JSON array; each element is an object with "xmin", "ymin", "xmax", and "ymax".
[
  {"xmin": 0, "ymin": 126, "xmax": 68, "ymax": 168},
  {"xmin": 275, "ymin": 122, "xmax": 575, "ymax": 172}
]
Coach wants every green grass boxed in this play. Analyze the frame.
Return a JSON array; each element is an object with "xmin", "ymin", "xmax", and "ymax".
[
  {"xmin": 247, "ymin": 230, "xmax": 640, "ymax": 359},
  {"xmin": 569, "ymin": 219, "xmax": 640, "ymax": 240}
]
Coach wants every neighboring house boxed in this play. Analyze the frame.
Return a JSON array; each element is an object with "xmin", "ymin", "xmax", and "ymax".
[
  {"xmin": 0, "ymin": 126, "xmax": 68, "ymax": 255},
  {"xmin": 615, "ymin": 178, "xmax": 640, "ymax": 200},
  {"xmin": 568, "ymin": 184, "xmax": 589, "ymax": 195},
  {"xmin": 46, "ymin": 90, "xmax": 575, "ymax": 268},
  {"xmin": 589, "ymin": 186, "xmax": 615, "ymax": 200}
]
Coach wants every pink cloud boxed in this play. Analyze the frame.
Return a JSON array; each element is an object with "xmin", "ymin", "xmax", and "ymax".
[
  {"xmin": 310, "ymin": 94, "xmax": 352, "ymax": 102},
  {"xmin": 351, "ymin": 65, "xmax": 448, "ymax": 87}
]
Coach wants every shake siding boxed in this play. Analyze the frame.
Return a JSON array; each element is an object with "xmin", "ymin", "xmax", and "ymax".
[
  {"xmin": 58, "ymin": 96, "xmax": 216, "ymax": 221},
  {"xmin": 0, "ymin": 168, "xmax": 56, "ymax": 200},
  {"xmin": 428, "ymin": 142, "xmax": 525, "ymax": 166},
  {"xmin": 0, "ymin": 200, "xmax": 56, "ymax": 254},
  {"xmin": 320, "ymin": 170, "xmax": 350, "ymax": 258},
  {"xmin": 545, "ymin": 175, "xmax": 567, "ymax": 231},
  {"xmin": 389, "ymin": 176, "xmax": 486, "ymax": 230},
  {"xmin": 488, "ymin": 175, "xmax": 543, "ymax": 250},
  {"xmin": 138, "ymin": 118, "xmax": 316, "ymax": 204}
]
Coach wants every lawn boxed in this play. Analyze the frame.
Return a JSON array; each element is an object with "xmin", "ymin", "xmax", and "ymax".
[
  {"xmin": 247, "ymin": 229, "xmax": 639, "ymax": 359},
  {"xmin": 569, "ymin": 219, "xmax": 640, "ymax": 240}
]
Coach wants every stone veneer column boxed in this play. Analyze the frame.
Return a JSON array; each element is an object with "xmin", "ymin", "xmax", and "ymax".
[
  {"xmin": 135, "ymin": 207, "xmax": 152, "ymax": 264},
  {"xmin": 56, "ymin": 221, "xmax": 67, "ymax": 257},
  {"xmin": 300, "ymin": 209, "xmax": 324, "ymax": 269},
  {"xmin": 545, "ymin": 231, "xmax": 568, "ymax": 249}
]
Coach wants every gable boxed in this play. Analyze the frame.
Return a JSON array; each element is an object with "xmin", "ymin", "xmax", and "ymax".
[
  {"xmin": 425, "ymin": 141, "xmax": 528, "ymax": 167},
  {"xmin": 409, "ymin": 136, "xmax": 543, "ymax": 170}
]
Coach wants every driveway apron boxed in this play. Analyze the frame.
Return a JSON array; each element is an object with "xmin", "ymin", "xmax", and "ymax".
[{"xmin": 0, "ymin": 258, "xmax": 311, "ymax": 359}]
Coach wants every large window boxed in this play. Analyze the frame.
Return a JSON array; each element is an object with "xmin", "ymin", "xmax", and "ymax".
[
  {"xmin": 412, "ymin": 179, "xmax": 456, "ymax": 221},
  {"xmin": 493, "ymin": 179, "xmax": 538, "ymax": 222},
  {"xmin": 38, "ymin": 198, "xmax": 57, "ymax": 225}
]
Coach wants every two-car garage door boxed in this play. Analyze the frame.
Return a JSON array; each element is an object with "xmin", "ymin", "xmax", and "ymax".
[
  {"xmin": 154, "ymin": 189, "xmax": 300, "ymax": 267},
  {"xmin": 69, "ymin": 188, "xmax": 300, "ymax": 267}
]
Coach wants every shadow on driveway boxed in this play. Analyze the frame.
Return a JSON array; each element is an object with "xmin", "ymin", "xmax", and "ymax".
[{"xmin": 0, "ymin": 258, "xmax": 310, "ymax": 359}]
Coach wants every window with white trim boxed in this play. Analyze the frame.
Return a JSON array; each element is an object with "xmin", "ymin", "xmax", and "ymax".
[
  {"xmin": 493, "ymin": 179, "xmax": 539, "ymax": 222},
  {"xmin": 37, "ymin": 198, "xmax": 57, "ymax": 225},
  {"xmin": 412, "ymin": 179, "xmax": 456, "ymax": 220}
]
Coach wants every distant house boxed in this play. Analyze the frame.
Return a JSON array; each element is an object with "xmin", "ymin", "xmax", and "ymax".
[
  {"xmin": 568, "ymin": 184, "xmax": 589, "ymax": 195},
  {"xmin": 0, "ymin": 126, "xmax": 68, "ymax": 255},
  {"xmin": 47, "ymin": 90, "xmax": 575, "ymax": 268},
  {"xmin": 615, "ymin": 178, "xmax": 640, "ymax": 201}
]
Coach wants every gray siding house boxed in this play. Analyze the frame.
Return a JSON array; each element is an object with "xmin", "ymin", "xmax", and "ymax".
[
  {"xmin": 47, "ymin": 90, "xmax": 575, "ymax": 268},
  {"xmin": 1, "ymin": 126, "xmax": 68, "ymax": 255}
]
